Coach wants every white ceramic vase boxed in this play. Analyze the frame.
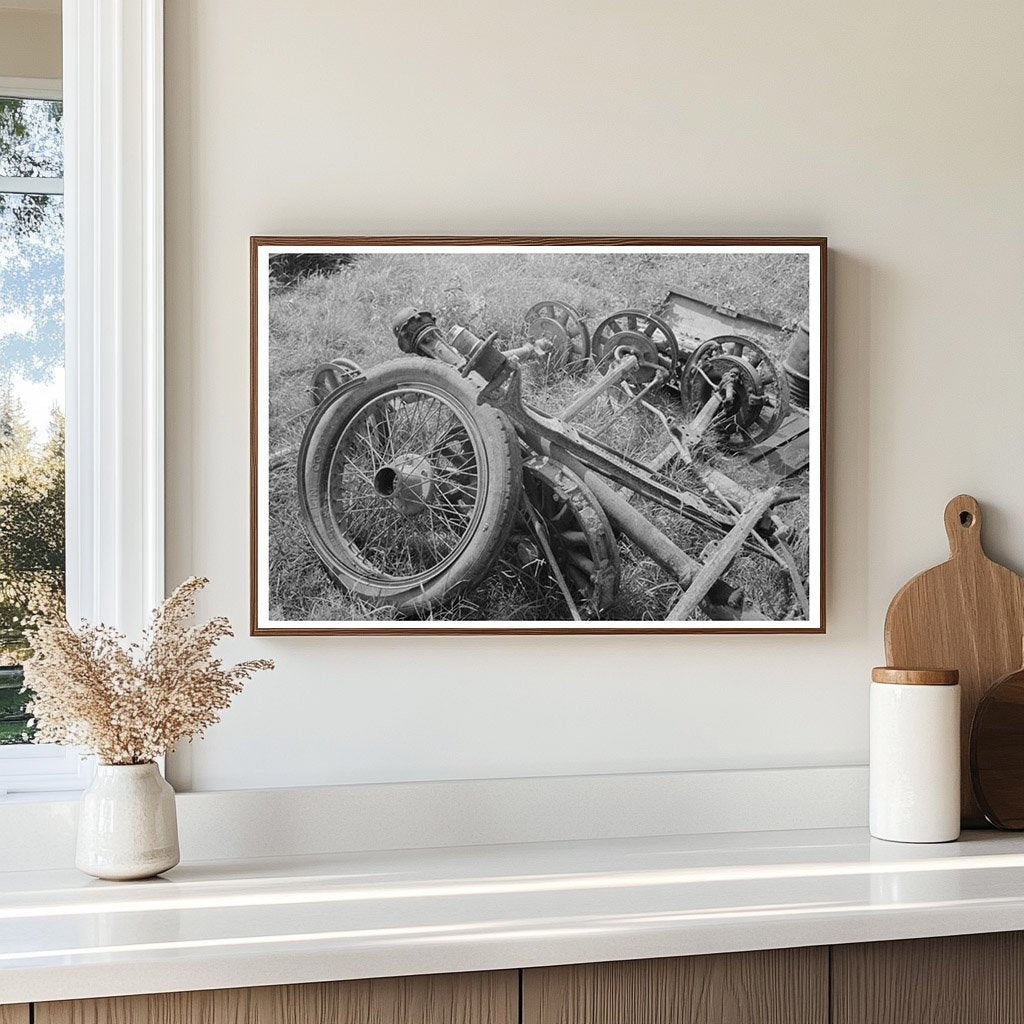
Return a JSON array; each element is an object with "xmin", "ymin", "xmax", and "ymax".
[{"xmin": 76, "ymin": 762, "xmax": 180, "ymax": 880}]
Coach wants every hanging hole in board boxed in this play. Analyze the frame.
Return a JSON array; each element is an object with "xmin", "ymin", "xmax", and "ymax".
[{"xmin": 960, "ymin": 511, "xmax": 974, "ymax": 527}]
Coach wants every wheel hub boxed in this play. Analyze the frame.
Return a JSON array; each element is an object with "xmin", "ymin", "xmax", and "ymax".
[
  {"xmin": 524, "ymin": 301, "xmax": 591, "ymax": 369},
  {"xmin": 374, "ymin": 453, "xmax": 435, "ymax": 515},
  {"xmin": 605, "ymin": 330, "xmax": 664, "ymax": 384},
  {"xmin": 700, "ymin": 354, "xmax": 763, "ymax": 424},
  {"xmin": 680, "ymin": 335, "xmax": 789, "ymax": 449},
  {"xmin": 527, "ymin": 315, "xmax": 570, "ymax": 349},
  {"xmin": 592, "ymin": 310, "xmax": 679, "ymax": 385}
]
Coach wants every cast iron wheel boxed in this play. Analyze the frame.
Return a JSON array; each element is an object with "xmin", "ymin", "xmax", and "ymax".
[
  {"xmin": 297, "ymin": 358, "xmax": 522, "ymax": 614},
  {"xmin": 680, "ymin": 334, "xmax": 789, "ymax": 449},
  {"xmin": 524, "ymin": 300, "xmax": 591, "ymax": 370},
  {"xmin": 522, "ymin": 455, "xmax": 620, "ymax": 619},
  {"xmin": 591, "ymin": 309, "xmax": 679, "ymax": 383}
]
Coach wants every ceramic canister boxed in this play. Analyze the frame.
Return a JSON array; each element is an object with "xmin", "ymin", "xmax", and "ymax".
[{"xmin": 870, "ymin": 667, "xmax": 961, "ymax": 843}]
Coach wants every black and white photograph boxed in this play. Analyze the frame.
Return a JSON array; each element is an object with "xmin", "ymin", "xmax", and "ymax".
[{"xmin": 251, "ymin": 239, "xmax": 825, "ymax": 634}]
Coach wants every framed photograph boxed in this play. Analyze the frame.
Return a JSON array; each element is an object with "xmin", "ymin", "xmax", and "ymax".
[{"xmin": 251, "ymin": 237, "xmax": 826, "ymax": 635}]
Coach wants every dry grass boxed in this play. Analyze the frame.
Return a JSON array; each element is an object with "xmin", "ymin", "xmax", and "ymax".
[{"xmin": 267, "ymin": 252, "xmax": 810, "ymax": 622}]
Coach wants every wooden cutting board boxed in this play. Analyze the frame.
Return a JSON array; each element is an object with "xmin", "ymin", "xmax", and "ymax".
[
  {"xmin": 884, "ymin": 494, "xmax": 1024, "ymax": 826},
  {"xmin": 970, "ymin": 653, "xmax": 1024, "ymax": 828}
]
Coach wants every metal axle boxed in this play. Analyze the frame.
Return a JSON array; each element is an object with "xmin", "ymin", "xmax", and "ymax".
[
  {"xmin": 532, "ymin": 438, "xmax": 746, "ymax": 618},
  {"xmin": 557, "ymin": 355, "xmax": 639, "ymax": 421}
]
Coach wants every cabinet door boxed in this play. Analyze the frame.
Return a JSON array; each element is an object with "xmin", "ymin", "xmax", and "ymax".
[
  {"xmin": 36, "ymin": 971, "xmax": 517, "ymax": 1024},
  {"xmin": 0, "ymin": 1007, "xmax": 29, "ymax": 1024},
  {"xmin": 523, "ymin": 948, "xmax": 828, "ymax": 1024},
  {"xmin": 832, "ymin": 932, "xmax": 1024, "ymax": 1024}
]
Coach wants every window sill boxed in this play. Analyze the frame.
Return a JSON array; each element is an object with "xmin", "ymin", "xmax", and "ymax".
[
  {"xmin": 0, "ymin": 789, "xmax": 86, "ymax": 804},
  {"xmin": 0, "ymin": 746, "xmax": 94, "ymax": 799}
]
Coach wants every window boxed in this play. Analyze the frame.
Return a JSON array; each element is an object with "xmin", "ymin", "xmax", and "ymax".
[
  {"xmin": 0, "ymin": 78, "xmax": 82, "ymax": 795},
  {"xmin": 0, "ymin": 4, "xmax": 166, "ymax": 798},
  {"xmin": 0, "ymin": 86, "xmax": 65, "ymax": 729}
]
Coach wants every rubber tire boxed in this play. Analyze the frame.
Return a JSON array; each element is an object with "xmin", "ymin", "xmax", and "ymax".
[{"xmin": 297, "ymin": 357, "xmax": 522, "ymax": 615}]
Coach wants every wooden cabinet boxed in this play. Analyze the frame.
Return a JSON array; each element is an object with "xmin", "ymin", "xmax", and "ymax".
[
  {"xmin": 13, "ymin": 933, "xmax": 1024, "ymax": 1024},
  {"xmin": 832, "ymin": 932, "xmax": 1024, "ymax": 1024},
  {"xmin": 34, "ymin": 972, "xmax": 517, "ymax": 1024},
  {"xmin": 522, "ymin": 948, "xmax": 828, "ymax": 1024}
]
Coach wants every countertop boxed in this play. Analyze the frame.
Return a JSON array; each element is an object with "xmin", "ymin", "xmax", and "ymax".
[{"xmin": 4, "ymin": 826, "xmax": 1024, "ymax": 1004}]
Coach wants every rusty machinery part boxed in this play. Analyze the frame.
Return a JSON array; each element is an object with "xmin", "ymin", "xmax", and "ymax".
[
  {"xmin": 309, "ymin": 357, "xmax": 365, "ymax": 407},
  {"xmin": 297, "ymin": 358, "xmax": 522, "ymax": 615},
  {"xmin": 524, "ymin": 300, "xmax": 591, "ymax": 370},
  {"xmin": 591, "ymin": 310, "xmax": 679, "ymax": 384},
  {"xmin": 594, "ymin": 330, "xmax": 668, "ymax": 387},
  {"xmin": 396, "ymin": 313, "xmax": 778, "ymax": 556},
  {"xmin": 521, "ymin": 455, "xmax": 620, "ymax": 619},
  {"xmin": 446, "ymin": 324, "xmax": 513, "ymax": 385},
  {"xmin": 679, "ymin": 334, "xmax": 790, "ymax": 450},
  {"xmin": 391, "ymin": 307, "xmax": 521, "ymax": 395},
  {"xmin": 782, "ymin": 320, "xmax": 811, "ymax": 408},
  {"xmin": 391, "ymin": 307, "xmax": 444, "ymax": 354}
]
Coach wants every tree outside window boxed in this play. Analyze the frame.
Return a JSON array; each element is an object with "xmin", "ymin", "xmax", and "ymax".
[{"xmin": 0, "ymin": 94, "xmax": 65, "ymax": 744}]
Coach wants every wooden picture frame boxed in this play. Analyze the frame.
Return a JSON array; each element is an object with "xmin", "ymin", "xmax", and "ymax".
[{"xmin": 251, "ymin": 237, "xmax": 826, "ymax": 635}]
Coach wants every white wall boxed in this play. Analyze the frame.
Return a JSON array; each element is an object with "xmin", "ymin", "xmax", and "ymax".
[{"xmin": 164, "ymin": 0, "xmax": 1024, "ymax": 791}]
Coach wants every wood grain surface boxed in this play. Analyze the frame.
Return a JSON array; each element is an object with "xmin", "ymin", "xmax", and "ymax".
[
  {"xmin": 832, "ymin": 932, "xmax": 1024, "ymax": 1024},
  {"xmin": 970, "ymin": 657, "xmax": 1024, "ymax": 827},
  {"xmin": 871, "ymin": 667, "xmax": 959, "ymax": 686},
  {"xmin": 36, "ymin": 972, "xmax": 517, "ymax": 1024},
  {"xmin": 522, "ymin": 949, "xmax": 828, "ymax": 1024},
  {"xmin": 0, "ymin": 1007, "xmax": 29, "ymax": 1024},
  {"xmin": 884, "ymin": 494, "xmax": 1024, "ymax": 825}
]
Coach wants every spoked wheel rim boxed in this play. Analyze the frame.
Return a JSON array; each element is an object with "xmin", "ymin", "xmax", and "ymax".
[
  {"xmin": 320, "ymin": 385, "xmax": 490, "ymax": 589},
  {"xmin": 522, "ymin": 456, "xmax": 620, "ymax": 619},
  {"xmin": 680, "ymin": 334, "xmax": 789, "ymax": 449},
  {"xmin": 591, "ymin": 309, "xmax": 679, "ymax": 382},
  {"xmin": 524, "ymin": 300, "xmax": 591, "ymax": 369}
]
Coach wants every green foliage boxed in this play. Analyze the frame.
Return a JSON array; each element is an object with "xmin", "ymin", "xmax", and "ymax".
[
  {"xmin": 0, "ymin": 97, "xmax": 62, "ymax": 172},
  {"xmin": 0, "ymin": 97, "xmax": 66, "ymax": 741},
  {"xmin": 0, "ymin": 97, "xmax": 62, "ymax": 238},
  {"xmin": 0, "ymin": 664, "xmax": 29, "ymax": 743},
  {"xmin": 0, "ymin": 392, "xmax": 65, "ymax": 742}
]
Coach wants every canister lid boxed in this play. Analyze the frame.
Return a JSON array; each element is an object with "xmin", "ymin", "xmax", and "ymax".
[{"xmin": 871, "ymin": 667, "xmax": 959, "ymax": 686}]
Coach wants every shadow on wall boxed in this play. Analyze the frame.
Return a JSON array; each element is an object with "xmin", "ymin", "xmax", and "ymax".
[{"xmin": 828, "ymin": 249, "xmax": 873, "ymax": 636}]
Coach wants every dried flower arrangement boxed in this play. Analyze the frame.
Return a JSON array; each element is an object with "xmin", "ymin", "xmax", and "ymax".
[{"xmin": 23, "ymin": 577, "xmax": 273, "ymax": 765}]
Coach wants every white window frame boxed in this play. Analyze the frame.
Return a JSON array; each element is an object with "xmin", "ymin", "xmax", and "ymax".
[{"xmin": 0, "ymin": 0, "xmax": 164, "ymax": 797}]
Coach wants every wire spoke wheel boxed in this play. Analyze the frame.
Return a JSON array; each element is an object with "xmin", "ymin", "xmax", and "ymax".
[
  {"xmin": 680, "ymin": 334, "xmax": 789, "ymax": 449},
  {"xmin": 298, "ymin": 359, "xmax": 521, "ymax": 613},
  {"xmin": 522, "ymin": 456, "xmax": 620, "ymax": 619},
  {"xmin": 327, "ymin": 392, "xmax": 483, "ymax": 580},
  {"xmin": 591, "ymin": 309, "xmax": 679, "ymax": 384}
]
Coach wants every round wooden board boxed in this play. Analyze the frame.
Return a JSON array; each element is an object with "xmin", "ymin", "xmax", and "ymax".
[{"xmin": 971, "ymin": 663, "xmax": 1024, "ymax": 829}]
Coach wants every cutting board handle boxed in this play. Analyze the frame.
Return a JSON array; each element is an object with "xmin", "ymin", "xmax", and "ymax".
[{"xmin": 944, "ymin": 494, "xmax": 983, "ymax": 558}]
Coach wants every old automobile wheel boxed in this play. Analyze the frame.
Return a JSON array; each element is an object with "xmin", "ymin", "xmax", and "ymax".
[{"xmin": 297, "ymin": 358, "xmax": 521, "ymax": 614}]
